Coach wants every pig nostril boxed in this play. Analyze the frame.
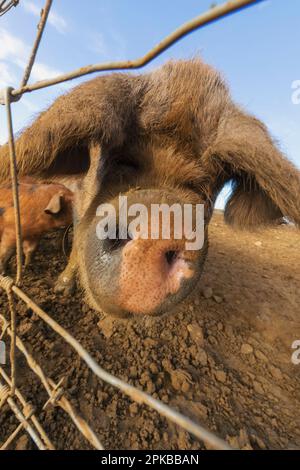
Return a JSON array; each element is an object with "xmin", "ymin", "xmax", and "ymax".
[{"xmin": 165, "ymin": 250, "xmax": 178, "ymax": 265}]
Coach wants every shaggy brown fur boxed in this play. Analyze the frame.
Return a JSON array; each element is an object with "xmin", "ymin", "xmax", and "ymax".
[
  {"xmin": 0, "ymin": 59, "xmax": 299, "ymax": 226},
  {"xmin": 0, "ymin": 59, "xmax": 299, "ymax": 315}
]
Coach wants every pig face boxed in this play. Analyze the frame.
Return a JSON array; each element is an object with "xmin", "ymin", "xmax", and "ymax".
[
  {"xmin": 0, "ymin": 60, "xmax": 299, "ymax": 318},
  {"xmin": 77, "ymin": 143, "xmax": 211, "ymax": 318}
]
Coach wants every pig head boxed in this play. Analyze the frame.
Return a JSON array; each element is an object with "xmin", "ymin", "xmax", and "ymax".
[
  {"xmin": 0, "ymin": 181, "xmax": 73, "ymax": 273},
  {"xmin": 0, "ymin": 59, "xmax": 299, "ymax": 317}
]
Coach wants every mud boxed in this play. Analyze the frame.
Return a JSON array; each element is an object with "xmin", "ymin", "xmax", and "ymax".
[{"xmin": 0, "ymin": 212, "xmax": 299, "ymax": 450}]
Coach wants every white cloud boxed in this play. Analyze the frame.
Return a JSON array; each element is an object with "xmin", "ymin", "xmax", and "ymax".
[
  {"xmin": 0, "ymin": 27, "xmax": 63, "ymax": 81},
  {"xmin": 0, "ymin": 27, "xmax": 68, "ymax": 114},
  {"xmin": 0, "ymin": 29, "xmax": 27, "ymax": 61},
  {"xmin": 31, "ymin": 62, "xmax": 63, "ymax": 81},
  {"xmin": 0, "ymin": 61, "xmax": 17, "ymax": 88},
  {"xmin": 23, "ymin": 1, "xmax": 68, "ymax": 34}
]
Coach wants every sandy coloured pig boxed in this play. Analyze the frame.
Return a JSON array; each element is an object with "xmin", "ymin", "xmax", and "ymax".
[{"xmin": 0, "ymin": 180, "xmax": 73, "ymax": 273}]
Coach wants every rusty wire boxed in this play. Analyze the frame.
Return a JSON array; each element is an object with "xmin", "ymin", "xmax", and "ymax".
[
  {"xmin": 0, "ymin": 379, "xmax": 46, "ymax": 449},
  {"xmin": 8, "ymin": 0, "xmax": 264, "ymax": 99},
  {"xmin": 1, "ymin": 405, "xmax": 35, "ymax": 450},
  {"xmin": 20, "ymin": 0, "xmax": 53, "ymax": 89},
  {"xmin": 0, "ymin": 276, "xmax": 231, "ymax": 450},
  {"xmin": 4, "ymin": 279, "xmax": 16, "ymax": 396},
  {"xmin": 0, "ymin": 0, "xmax": 18, "ymax": 17},
  {"xmin": 0, "ymin": 314, "xmax": 104, "ymax": 449},
  {"xmin": 0, "ymin": 368, "xmax": 54, "ymax": 449},
  {"xmin": 0, "ymin": 0, "xmax": 266, "ymax": 451},
  {"xmin": 4, "ymin": 89, "xmax": 23, "ymax": 285}
]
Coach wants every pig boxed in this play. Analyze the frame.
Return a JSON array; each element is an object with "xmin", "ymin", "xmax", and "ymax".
[
  {"xmin": 0, "ymin": 180, "xmax": 73, "ymax": 273},
  {"xmin": 0, "ymin": 59, "xmax": 299, "ymax": 316}
]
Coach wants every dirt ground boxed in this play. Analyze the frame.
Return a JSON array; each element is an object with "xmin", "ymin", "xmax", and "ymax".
[{"xmin": 0, "ymin": 211, "xmax": 299, "ymax": 450}]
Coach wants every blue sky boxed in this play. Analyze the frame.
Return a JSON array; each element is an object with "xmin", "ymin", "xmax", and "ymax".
[{"xmin": 0, "ymin": 0, "xmax": 299, "ymax": 208}]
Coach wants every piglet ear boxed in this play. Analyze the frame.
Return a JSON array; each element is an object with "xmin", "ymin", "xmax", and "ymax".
[{"xmin": 44, "ymin": 193, "xmax": 62, "ymax": 214}]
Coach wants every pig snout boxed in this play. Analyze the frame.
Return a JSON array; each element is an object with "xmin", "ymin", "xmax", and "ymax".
[
  {"xmin": 118, "ymin": 238, "xmax": 195, "ymax": 314},
  {"xmin": 81, "ymin": 191, "xmax": 208, "ymax": 317}
]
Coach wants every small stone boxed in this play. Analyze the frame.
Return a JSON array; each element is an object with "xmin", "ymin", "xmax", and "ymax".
[
  {"xmin": 202, "ymin": 287, "xmax": 213, "ymax": 299},
  {"xmin": 197, "ymin": 348, "xmax": 208, "ymax": 366},
  {"xmin": 215, "ymin": 370, "xmax": 227, "ymax": 383},
  {"xmin": 162, "ymin": 359, "xmax": 172, "ymax": 372},
  {"xmin": 146, "ymin": 380, "xmax": 156, "ymax": 394},
  {"xmin": 129, "ymin": 403, "xmax": 138, "ymax": 415},
  {"xmin": 238, "ymin": 429, "xmax": 250, "ymax": 448},
  {"xmin": 160, "ymin": 329, "xmax": 173, "ymax": 341},
  {"xmin": 227, "ymin": 435, "xmax": 240, "ymax": 449},
  {"xmin": 225, "ymin": 325, "xmax": 233, "ymax": 336},
  {"xmin": 194, "ymin": 298, "xmax": 200, "ymax": 306},
  {"xmin": 269, "ymin": 365, "xmax": 283, "ymax": 380},
  {"xmin": 254, "ymin": 241, "xmax": 262, "ymax": 247},
  {"xmin": 18, "ymin": 321, "xmax": 33, "ymax": 335},
  {"xmin": 187, "ymin": 323, "xmax": 204, "ymax": 346},
  {"xmin": 161, "ymin": 394, "xmax": 169, "ymax": 403},
  {"xmin": 254, "ymin": 350, "xmax": 268, "ymax": 363},
  {"xmin": 149, "ymin": 363, "xmax": 159, "ymax": 374},
  {"xmin": 241, "ymin": 343, "xmax": 253, "ymax": 355},
  {"xmin": 213, "ymin": 295, "xmax": 223, "ymax": 304},
  {"xmin": 129, "ymin": 366, "xmax": 138, "ymax": 378},
  {"xmin": 181, "ymin": 381, "xmax": 191, "ymax": 393},
  {"xmin": 15, "ymin": 434, "xmax": 29, "ymax": 450},
  {"xmin": 253, "ymin": 381, "xmax": 264, "ymax": 395},
  {"xmin": 251, "ymin": 434, "xmax": 266, "ymax": 450},
  {"xmin": 170, "ymin": 369, "xmax": 193, "ymax": 392},
  {"xmin": 97, "ymin": 316, "xmax": 115, "ymax": 339},
  {"xmin": 271, "ymin": 418, "xmax": 278, "ymax": 427},
  {"xmin": 208, "ymin": 335, "xmax": 218, "ymax": 345}
]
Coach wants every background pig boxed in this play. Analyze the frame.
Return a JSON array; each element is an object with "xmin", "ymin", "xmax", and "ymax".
[
  {"xmin": 0, "ymin": 181, "xmax": 73, "ymax": 273},
  {"xmin": 0, "ymin": 59, "xmax": 299, "ymax": 317}
]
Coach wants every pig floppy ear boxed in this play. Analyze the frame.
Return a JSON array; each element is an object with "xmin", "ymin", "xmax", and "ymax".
[
  {"xmin": 44, "ymin": 194, "xmax": 62, "ymax": 215},
  {"xmin": 204, "ymin": 110, "xmax": 300, "ymax": 229},
  {"xmin": 0, "ymin": 74, "xmax": 133, "ymax": 182}
]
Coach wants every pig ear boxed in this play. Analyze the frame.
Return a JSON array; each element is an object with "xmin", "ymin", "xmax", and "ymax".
[
  {"xmin": 204, "ymin": 111, "xmax": 300, "ymax": 229},
  {"xmin": 0, "ymin": 75, "xmax": 130, "ymax": 182},
  {"xmin": 44, "ymin": 194, "xmax": 62, "ymax": 215}
]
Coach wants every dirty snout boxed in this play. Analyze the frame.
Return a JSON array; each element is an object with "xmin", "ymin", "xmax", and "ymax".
[{"xmin": 81, "ymin": 190, "xmax": 208, "ymax": 317}]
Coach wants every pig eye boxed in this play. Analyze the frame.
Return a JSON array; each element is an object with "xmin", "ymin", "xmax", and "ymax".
[
  {"xmin": 185, "ymin": 181, "xmax": 199, "ymax": 193},
  {"xmin": 114, "ymin": 159, "xmax": 139, "ymax": 172},
  {"xmin": 104, "ymin": 225, "xmax": 132, "ymax": 251}
]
